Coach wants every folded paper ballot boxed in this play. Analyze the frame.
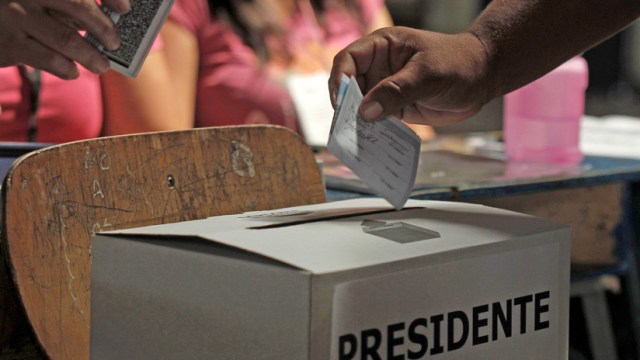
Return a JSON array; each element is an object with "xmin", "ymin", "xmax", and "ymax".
[
  {"xmin": 327, "ymin": 76, "xmax": 421, "ymax": 209},
  {"xmin": 85, "ymin": 0, "xmax": 174, "ymax": 77}
]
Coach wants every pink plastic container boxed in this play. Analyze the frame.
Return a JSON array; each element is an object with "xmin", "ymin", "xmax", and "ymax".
[{"xmin": 504, "ymin": 56, "xmax": 589, "ymax": 164}]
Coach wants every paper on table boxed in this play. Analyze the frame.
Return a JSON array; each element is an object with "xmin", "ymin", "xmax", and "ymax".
[
  {"xmin": 327, "ymin": 76, "xmax": 421, "ymax": 210},
  {"xmin": 286, "ymin": 72, "xmax": 334, "ymax": 147},
  {"xmin": 581, "ymin": 115, "xmax": 640, "ymax": 159}
]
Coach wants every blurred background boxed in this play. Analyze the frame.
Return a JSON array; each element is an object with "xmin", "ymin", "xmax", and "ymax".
[{"xmin": 384, "ymin": 0, "xmax": 640, "ymax": 134}]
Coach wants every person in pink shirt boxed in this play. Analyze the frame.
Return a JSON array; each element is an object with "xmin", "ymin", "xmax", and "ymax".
[
  {"xmin": 0, "ymin": 67, "xmax": 103, "ymax": 143},
  {"xmin": 0, "ymin": 0, "xmax": 129, "ymax": 143},
  {"xmin": 101, "ymin": 0, "xmax": 397, "ymax": 136},
  {"xmin": 0, "ymin": 0, "xmax": 129, "ymax": 80}
]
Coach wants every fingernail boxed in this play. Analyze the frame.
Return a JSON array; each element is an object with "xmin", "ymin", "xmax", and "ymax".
[
  {"xmin": 62, "ymin": 67, "xmax": 80, "ymax": 80},
  {"xmin": 106, "ymin": 37, "xmax": 121, "ymax": 51},
  {"xmin": 360, "ymin": 101, "xmax": 383, "ymax": 121},
  {"xmin": 115, "ymin": 0, "xmax": 131, "ymax": 13},
  {"xmin": 95, "ymin": 57, "xmax": 110, "ymax": 74}
]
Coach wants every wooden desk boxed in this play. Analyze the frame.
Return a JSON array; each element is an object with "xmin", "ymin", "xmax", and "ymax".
[
  {"xmin": 326, "ymin": 152, "xmax": 640, "ymax": 265},
  {"xmin": 0, "ymin": 127, "xmax": 326, "ymax": 360},
  {"xmin": 324, "ymin": 134, "xmax": 640, "ymax": 263}
]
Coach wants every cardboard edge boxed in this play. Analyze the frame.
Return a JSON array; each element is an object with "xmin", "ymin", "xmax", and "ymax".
[{"xmin": 93, "ymin": 233, "xmax": 308, "ymax": 271}]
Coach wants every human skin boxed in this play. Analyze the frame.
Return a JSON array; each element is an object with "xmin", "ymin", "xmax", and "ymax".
[
  {"xmin": 101, "ymin": 0, "xmax": 396, "ymax": 136},
  {"xmin": 0, "ymin": 0, "xmax": 131, "ymax": 79},
  {"xmin": 329, "ymin": 0, "xmax": 640, "ymax": 127}
]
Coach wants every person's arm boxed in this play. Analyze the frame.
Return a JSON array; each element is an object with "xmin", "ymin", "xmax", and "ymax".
[
  {"xmin": 101, "ymin": 20, "xmax": 198, "ymax": 135},
  {"xmin": 470, "ymin": 0, "xmax": 640, "ymax": 97},
  {"xmin": 329, "ymin": 0, "xmax": 640, "ymax": 127},
  {"xmin": 0, "ymin": 0, "xmax": 130, "ymax": 79}
]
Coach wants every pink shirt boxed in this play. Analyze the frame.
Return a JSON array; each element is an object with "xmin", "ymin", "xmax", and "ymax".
[
  {"xmin": 0, "ymin": 66, "xmax": 102, "ymax": 143},
  {"xmin": 168, "ymin": 0, "xmax": 384, "ymax": 130}
]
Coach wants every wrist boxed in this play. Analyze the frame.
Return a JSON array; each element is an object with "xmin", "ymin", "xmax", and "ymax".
[{"xmin": 456, "ymin": 31, "xmax": 497, "ymax": 108}]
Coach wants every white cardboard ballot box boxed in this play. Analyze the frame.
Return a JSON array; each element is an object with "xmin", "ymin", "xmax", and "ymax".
[{"xmin": 90, "ymin": 198, "xmax": 570, "ymax": 360}]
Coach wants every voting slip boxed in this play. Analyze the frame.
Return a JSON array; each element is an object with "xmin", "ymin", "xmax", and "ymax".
[
  {"xmin": 327, "ymin": 76, "xmax": 421, "ymax": 210},
  {"xmin": 85, "ymin": 0, "xmax": 174, "ymax": 77}
]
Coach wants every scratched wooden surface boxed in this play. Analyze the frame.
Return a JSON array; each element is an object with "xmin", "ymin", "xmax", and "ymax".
[
  {"xmin": 473, "ymin": 183, "xmax": 623, "ymax": 266},
  {"xmin": 0, "ymin": 125, "xmax": 326, "ymax": 360}
]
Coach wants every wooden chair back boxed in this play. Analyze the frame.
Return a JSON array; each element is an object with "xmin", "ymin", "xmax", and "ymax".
[{"xmin": 0, "ymin": 125, "xmax": 326, "ymax": 359}]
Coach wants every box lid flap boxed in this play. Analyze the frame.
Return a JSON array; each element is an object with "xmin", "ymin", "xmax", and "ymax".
[{"xmin": 104, "ymin": 198, "xmax": 567, "ymax": 273}]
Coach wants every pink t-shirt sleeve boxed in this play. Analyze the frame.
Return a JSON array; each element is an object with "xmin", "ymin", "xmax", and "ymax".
[
  {"xmin": 165, "ymin": 0, "xmax": 301, "ymax": 132},
  {"xmin": 168, "ymin": 0, "xmax": 210, "ymax": 35},
  {"xmin": 320, "ymin": 0, "xmax": 385, "ymax": 49}
]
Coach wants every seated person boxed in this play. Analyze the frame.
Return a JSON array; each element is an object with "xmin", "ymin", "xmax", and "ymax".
[
  {"xmin": 0, "ymin": 36, "xmax": 169, "ymax": 144},
  {"xmin": 102, "ymin": 0, "xmax": 433, "ymax": 140},
  {"xmin": 0, "ymin": 66, "xmax": 102, "ymax": 143}
]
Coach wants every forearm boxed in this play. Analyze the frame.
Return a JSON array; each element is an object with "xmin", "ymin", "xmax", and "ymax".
[
  {"xmin": 469, "ymin": 0, "xmax": 640, "ymax": 98},
  {"xmin": 101, "ymin": 70, "xmax": 191, "ymax": 135},
  {"xmin": 102, "ymin": 23, "xmax": 198, "ymax": 135}
]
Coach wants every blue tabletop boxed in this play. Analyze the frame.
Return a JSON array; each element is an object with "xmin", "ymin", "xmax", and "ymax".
[{"xmin": 321, "ymin": 133, "xmax": 640, "ymax": 202}]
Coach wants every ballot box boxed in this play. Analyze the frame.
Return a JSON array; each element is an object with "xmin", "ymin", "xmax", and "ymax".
[{"xmin": 90, "ymin": 198, "xmax": 570, "ymax": 359}]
